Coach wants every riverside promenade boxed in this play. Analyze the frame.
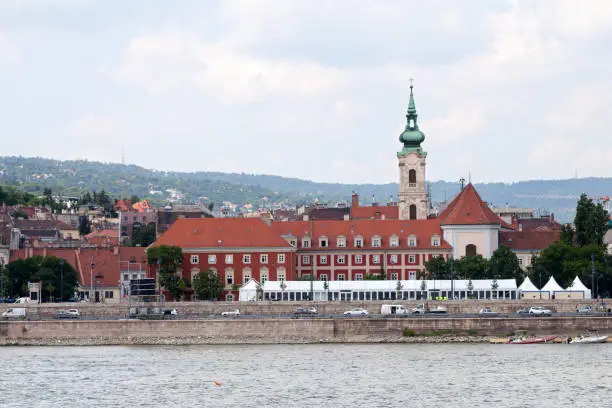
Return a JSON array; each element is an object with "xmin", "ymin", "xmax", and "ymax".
[{"xmin": 1, "ymin": 299, "xmax": 611, "ymax": 346}]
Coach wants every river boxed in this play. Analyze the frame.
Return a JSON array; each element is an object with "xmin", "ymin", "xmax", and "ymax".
[{"xmin": 1, "ymin": 344, "xmax": 610, "ymax": 408}]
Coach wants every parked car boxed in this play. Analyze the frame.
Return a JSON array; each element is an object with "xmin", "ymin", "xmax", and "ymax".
[
  {"xmin": 478, "ymin": 307, "xmax": 498, "ymax": 316},
  {"xmin": 163, "ymin": 308, "xmax": 178, "ymax": 316},
  {"xmin": 55, "ymin": 309, "xmax": 80, "ymax": 319},
  {"xmin": 294, "ymin": 307, "xmax": 318, "ymax": 316},
  {"xmin": 344, "ymin": 308, "xmax": 369, "ymax": 317},
  {"xmin": 221, "ymin": 309, "xmax": 240, "ymax": 317},
  {"xmin": 576, "ymin": 305, "xmax": 592, "ymax": 314},
  {"xmin": 66, "ymin": 309, "xmax": 80, "ymax": 317},
  {"xmin": 2, "ymin": 308, "xmax": 27, "ymax": 319},
  {"xmin": 528, "ymin": 306, "xmax": 552, "ymax": 316},
  {"xmin": 517, "ymin": 307, "xmax": 530, "ymax": 315}
]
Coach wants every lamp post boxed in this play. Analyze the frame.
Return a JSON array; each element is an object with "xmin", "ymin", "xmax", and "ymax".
[
  {"xmin": 1, "ymin": 259, "xmax": 4, "ymax": 301},
  {"xmin": 59, "ymin": 259, "xmax": 64, "ymax": 302}
]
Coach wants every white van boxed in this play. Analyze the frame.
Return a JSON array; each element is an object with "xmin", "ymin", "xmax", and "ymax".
[
  {"xmin": 381, "ymin": 304, "xmax": 410, "ymax": 315},
  {"xmin": 2, "ymin": 308, "xmax": 27, "ymax": 319},
  {"xmin": 15, "ymin": 297, "xmax": 31, "ymax": 304}
]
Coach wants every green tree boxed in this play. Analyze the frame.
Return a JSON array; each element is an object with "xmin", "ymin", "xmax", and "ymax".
[
  {"xmin": 574, "ymin": 193, "xmax": 608, "ymax": 247},
  {"xmin": 559, "ymin": 224, "xmax": 574, "ymax": 245},
  {"xmin": 454, "ymin": 255, "xmax": 490, "ymax": 279},
  {"xmin": 192, "ymin": 269, "xmax": 223, "ymax": 300},
  {"xmin": 78, "ymin": 215, "xmax": 91, "ymax": 235},
  {"xmin": 6, "ymin": 256, "xmax": 79, "ymax": 301},
  {"xmin": 146, "ymin": 245, "xmax": 183, "ymax": 292},
  {"xmin": 424, "ymin": 256, "xmax": 451, "ymax": 279},
  {"xmin": 131, "ymin": 222, "xmax": 157, "ymax": 247},
  {"xmin": 364, "ymin": 273, "xmax": 384, "ymax": 280},
  {"xmin": 12, "ymin": 209, "xmax": 29, "ymax": 219},
  {"xmin": 489, "ymin": 245, "xmax": 522, "ymax": 279},
  {"xmin": 129, "ymin": 195, "xmax": 139, "ymax": 204}
]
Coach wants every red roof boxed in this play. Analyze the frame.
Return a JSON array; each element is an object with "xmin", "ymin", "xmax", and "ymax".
[
  {"xmin": 499, "ymin": 231, "xmax": 560, "ymax": 251},
  {"xmin": 351, "ymin": 205, "xmax": 399, "ymax": 220},
  {"xmin": 153, "ymin": 218, "xmax": 292, "ymax": 249},
  {"xmin": 115, "ymin": 199, "xmax": 132, "ymax": 212},
  {"xmin": 439, "ymin": 183, "xmax": 506, "ymax": 226},
  {"xmin": 271, "ymin": 219, "xmax": 451, "ymax": 250}
]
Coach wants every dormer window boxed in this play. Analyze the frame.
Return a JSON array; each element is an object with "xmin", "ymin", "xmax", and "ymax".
[
  {"xmin": 431, "ymin": 235, "xmax": 440, "ymax": 247},
  {"xmin": 390, "ymin": 235, "xmax": 399, "ymax": 247},
  {"xmin": 354, "ymin": 236, "xmax": 364, "ymax": 248},
  {"xmin": 302, "ymin": 237, "xmax": 311, "ymax": 248},
  {"xmin": 408, "ymin": 235, "xmax": 417, "ymax": 247},
  {"xmin": 319, "ymin": 236, "xmax": 328, "ymax": 248},
  {"xmin": 336, "ymin": 236, "xmax": 346, "ymax": 248},
  {"xmin": 371, "ymin": 236, "xmax": 381, "ymax": 248}
]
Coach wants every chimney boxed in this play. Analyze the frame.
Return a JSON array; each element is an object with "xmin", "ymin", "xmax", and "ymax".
[
  {"xmin": 381, "ymin": 214, "xmax": 386, "ymax": 220},
  {"xmin": 518, "ymin": 223, "xmax": 522, "ymax": 232},
  {"xmin": 351, "ymin": 192, "xmax": 359, "ymax": 208},
  {"xmin": 343, "ymin": 214, "xmax": 350, "ymax": 221},
  {"xmin": 550, "ymin": 213, "xmax": 555, "ymax": 224},
  {"xmin": 303, "ymin": 214, "xmax": 309, "ymax": 221}
]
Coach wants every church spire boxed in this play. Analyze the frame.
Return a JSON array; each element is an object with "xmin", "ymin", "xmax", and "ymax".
[{"xmin": 398, "ymin": 79, "xmax": 426, "ymax": 155}]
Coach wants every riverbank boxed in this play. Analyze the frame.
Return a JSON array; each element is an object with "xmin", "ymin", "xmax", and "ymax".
[{"xmin": 0, "ymin": 334, "xmax": 492, "ymax": 346}]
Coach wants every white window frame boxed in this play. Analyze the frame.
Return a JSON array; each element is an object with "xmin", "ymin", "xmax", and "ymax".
[
  {"xmin": 337, "ymin": 237, "xmax": 346, "ymax": 248},
  {"xmin": 260, "ymin": 269, "xmax": 269, "ymax": 283},
  {"xmin": 390, "ymin": 254, "xmax": 398, "ymax": 264},
  {"xmin": 320, "ymin": 255, "xmax": 328, "ymax": 264},
  {"xmin": 243, "ymin": 269, "xmax": 252, "ymax": 284},
  {"xmin": 372, "ymin": 255, "xmax": 381, "ymax": 264},
  {"xmin": 226, "ymin": 270, "xmax": 234, "ymax": 285},
  {"xmin": 277, "ymin": 254, "xmax": 285, "ymax": 263},
  {"xmin": 225, "ymin": 254, "xmax": 233, "ymax": 264},
  {"xmin": 190, "ymin": 255, "xmax": 199, "ymax": 264},
  {"xmin": 337, "ymin": 255, "xmax": 345, "ymax": 265},
  {"xmin": 319, "ymin": 237, "xmax": 328, "ymax": 247},
  {"xmin": 277, "ymin": 271, "xmax": 286, "ymax": 281},
  {"xmin": 518, "ymin": 257, "xmax": 523, "ymax": 265},
  {"xmin": 390, "ymin": 236, "xmax": 399, "ymax": 247},
  {"xmin": 355, "ymin": 273, "xmax": 363, "ymax": 281},
  {"xmin": 260, "ymin": 254, "xmax": 268, "ymax": 264},
  {"xmin": 390, "ymin": 272, "xmax": 399, "ymax": 280},
  {"xmin": 355, "ymin": 255, "xmax": 363, "ymax": 264},
  {"xmin": 431, "ymin": 236, "xmax": 440, "ymax": 247},
  {"xmin": 409, "ymin": 271, "xmax": 416, "ymax": 280},
  {"xmin": 302, "ymin": 255, "xmax": 310, "ymax": 265},
  {"xmin": 243, "ymin": 254, "xmax": 251, "ymax": 264},
  {"xmin": 408, "ymin": 255, "xmax": 416, "ymax": 264},
  {"xmin": 409, "ymin": 238, "xmax": 416, "ymax": 247},
  {"xmin": 354, "ymin": 237, "xmax": 363, "ymax": 248},
  {"xmin": 372, "ymin": 236, "xmax": 381, "ymax": 248},
  {"xmin": 320, "ymin": 274, "xmax": 328, "ymax": 281},
  {"xmin": 337, "ymin": 273, "xmax": 345, "ymax": 281},
  {"xmin": 208, "ymin": 254, "xmax": 217, "ymax": 264},
  {"xmin": 289, "ymin": 239, "xmax": 297, "ymax": 247},
  {"xmin": 302, "ymin": 238, "xmax": 311, "ymax": 248}
]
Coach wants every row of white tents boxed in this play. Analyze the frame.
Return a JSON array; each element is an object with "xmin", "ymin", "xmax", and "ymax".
[
  {"xmin": 518, "ymin": 276, "xmax": 591, "ymax": 299},
  {"xmin": 238, "ymin": 276, "xmax": 592, "ymax": 301}
]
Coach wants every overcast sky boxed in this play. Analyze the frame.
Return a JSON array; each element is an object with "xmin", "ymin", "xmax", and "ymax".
[{"xmin": 1, "ymin": 0, "xmax": 611, "ymax": 184}]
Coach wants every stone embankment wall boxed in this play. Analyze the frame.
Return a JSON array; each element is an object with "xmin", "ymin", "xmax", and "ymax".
[
  {"xmin": 1, "ymin": 317, "xmax": 611, "ymax": 345},
  {"xmin": 1, "ymin": 299, "xmax": 607, "ymax": 318}
]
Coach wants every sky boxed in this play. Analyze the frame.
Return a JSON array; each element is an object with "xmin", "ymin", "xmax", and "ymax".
[{"xmin": 1, "ymin": 0, "xmax": 611, "ymax": 185}]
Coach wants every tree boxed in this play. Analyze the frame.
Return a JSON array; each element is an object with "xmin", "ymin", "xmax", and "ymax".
[
  {"xmin": 207, "ymin": 202, "xmax": 214, "ymax": 212},
  {"xmin": 78, "ymin": 215, "xmax": 91, "ymax": 236},
  {"xmin": 131, "ymin": 222, "xmax": 157, "ymax": 247},
  {"xmin": 192, "ymin": 269, "xmax": 223, "ymax": 300},
  {"xmin": 424, "ymin": 256, "xmax": 451, "ymax": 279},
  {"xmin": 466, "ymin": 279, "xmax": 474, "ymax": 298},
  {"xmin": 454, "ymin": 255, "xmax": 490, "ymax": 279},
  {"xmin": 11, "ymin": 209, "xmax": 29, "ymax": 219},
  {"xmin": 323, "ymin": 280, "xmax": 329, "ymax": 300},
  {"xmin": 364, "ymin": 273, "xmax": 384, "ymax": 280},
  {"xmin": 559, "ymin": 224, "xmax": 574, "ymax": 245},
  {"xmin": 575, "ymin": 193, "xmax": 609, "ymax": 247},
  {"xmin": 489, "ymin": 245, "xmax": 522, "ymax": 279},
  {"xmin": 395, "ymin": 280, "xmax": 403, "ymax": 299},
  {"xmin": 129, "ymin": 195, "xmax": 139, "ymax": 204},
  {"xmin": 490, "ymin": 279, "xmax": 499, "ymax": 298},
  {"xmin": 6, "ymin": 256, "xmax": 79, "ymax": 301},
  {"xmin": 146, "ymin": 245, "xmax": 183, "ymax": 292}
]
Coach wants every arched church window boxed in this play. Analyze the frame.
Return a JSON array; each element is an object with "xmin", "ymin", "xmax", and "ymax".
[
  {"xmin": 409, "ymin": 205, "xmax": 417, "ymax": 220},
  {"xmin": 465, "ymin": 244, "xmax": 477, "ymax": 257},
  {"xmin": 408, "ymin": 169, "xmax": 417, "ymax": 185}
]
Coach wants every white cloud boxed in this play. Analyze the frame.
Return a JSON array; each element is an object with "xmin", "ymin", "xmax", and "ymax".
[{"xmin": 0, "ymin": 34, "xmax": 19, "ymax": 65}]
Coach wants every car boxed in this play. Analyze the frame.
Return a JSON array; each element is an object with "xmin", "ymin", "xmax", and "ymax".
[
  {"xmin": 478, "ymin": 307, "xmax": 498, "ymax": 316},
  {"xmin": 55, "ymin": 310, "xmax": 79, "ymax": 319},
  {"xmin": 66, "ymin": 309, "xmax": 80, "ymax": 317},
  {"xmin": 576, "ymin": 305, "xmax": 592, "ymax": 314},
  {"xmin": 221, "ymin": 309, "xmax": 240, "ymax": 317},
  {"xmin": 517, "ymin": 307, "xmax": 530, "ymax": 315},
  {"xmin": 344, "ymin": 308, "xmax": 369, "ymax": 317},
  {"xmin": 163, "ymin": 308, "xmax": 178, "ymax": 316},
  {"xmin": 528, "ymin": 306, "xmax": 552, "ymax": 316},
  {"xmin": 294, "ymin": 307, "xmax": 318, "ymax": 316}
]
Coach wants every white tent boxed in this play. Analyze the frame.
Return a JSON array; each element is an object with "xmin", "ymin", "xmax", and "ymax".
[
  {"xmin": 238, "ymin": 279, "xmax": 260, "ymax": 302},
  {"xmin": 566, "ymin": 276, "xmax": 591, "ymax": 299},
  {"xmin": 518, "ymin": 276, "xmax": 539, "ymax": 293},
  {"xmin": 541, "ymin": 276, "xmax": 564, "ymax": 297}
]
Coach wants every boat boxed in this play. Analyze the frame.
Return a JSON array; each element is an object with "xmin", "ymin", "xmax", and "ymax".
[
  {"xmin": 508, "ymin": 335, "xmax": 557, "ymax": 344},
  {"xmin": 568, "ymin": 332, "xmax": 609, "ymax": 344}
]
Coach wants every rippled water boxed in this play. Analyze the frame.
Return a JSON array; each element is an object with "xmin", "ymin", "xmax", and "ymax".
[{"xmin": 1, "ymin": 344, "xmax": 610, "ymax": 408}]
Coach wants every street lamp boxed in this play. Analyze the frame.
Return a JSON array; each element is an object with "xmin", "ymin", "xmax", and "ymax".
[{"xmin": 59, "ymin": 259, "xmax": 64, "ymax": 302}]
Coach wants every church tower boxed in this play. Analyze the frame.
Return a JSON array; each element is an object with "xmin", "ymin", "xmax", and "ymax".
[{"xmin": 398, "ymin": 83, "xmax": 428, "ymax": 220}]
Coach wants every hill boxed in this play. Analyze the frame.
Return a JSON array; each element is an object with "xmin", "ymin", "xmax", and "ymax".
[{"xmin": 1, "ymin": 156, "xmax": 611, "ymax": 222}]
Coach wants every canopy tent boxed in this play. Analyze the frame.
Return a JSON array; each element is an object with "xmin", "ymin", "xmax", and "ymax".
[
  {"xmin": 566, "ymin": 276, "xmax": 592, "ymax": 299},
  {"xmin": 238, "ymin": 279, "xmax": 260, "ymax": 302},
  {"xmin": 541, "ymin": 276, "xmax": 564, "ymax": 295},
  {"xmin": 518, "ymin": 276, "xmax": 539, "ymax": 292}
]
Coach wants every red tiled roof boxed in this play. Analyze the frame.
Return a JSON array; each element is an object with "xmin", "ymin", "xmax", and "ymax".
[
  {"xmin": 351, "ymin": 205, "xmax": 399, "ymax": 220},
  {"xmin": 152, "ymin": 218, "xmax": 292, "ymax": 249},
  {"xmin": 499, "ymin": 230, "xmax": 560, "ymax": 251},
  {"xmin": 516, "ymin": 217, "xmax": 562, "ymax": 232},
  {"xmin": 115, "ymin": 199, "xmax": 131, "ymax": 212},
  {"xmin": 439, "ymin": 183, "xmax": 506, "ymax": 226},
  {"xmin": 271, "ymin": 219, "xmax": 451, "ymax": 250}
]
